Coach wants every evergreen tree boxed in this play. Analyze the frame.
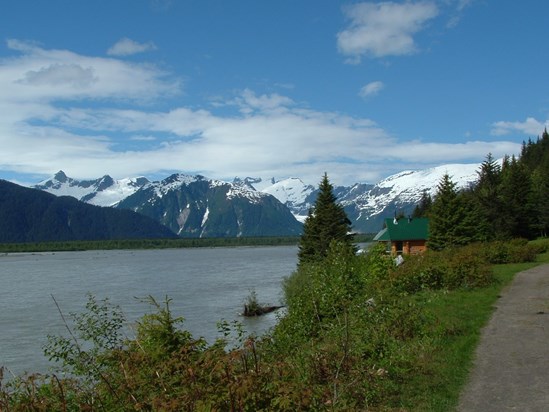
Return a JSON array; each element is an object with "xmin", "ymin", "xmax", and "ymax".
[
  {"xmin": 428, "ymin": 173, "xmax": 482, "ymax": 250},
  {"xmin": 530, "ymin": 168, "xmax": 549, "ymax": 237},
  {"xmin": 499, "ymin": 156, "xmax": 534, "ymax": 239},
  {"xmin": 412, "ymin": 190, "xmax": 432, "ymax": 218},
  {"xmin": 473, "ymin": 153, "xmax": 504, "ymax": 239},
  {"xmin": 297, "ymin": 173, "xmax": 354, "ymax": 265}
]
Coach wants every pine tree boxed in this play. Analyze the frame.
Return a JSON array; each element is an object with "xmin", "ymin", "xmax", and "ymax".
[
  {"xmin": 428, "ymin": 173, "xmax": 482, "ymax": 250},
  {"xmin": 474, "ymin": 153, "xmax": 504, "ymax": 239},
  {"xmin": 412, "ymin": 189, "xmax": 432, "ymax": 218},
  {"xmin": 530, "ymin": 168, "xmax": 549, "ymax": 237},
  {"xmin": 499, "ymin": 156, "xmax": 534, "ymax": 239},
  {"xmin": 297, "ymin": 173, "xmax": 354, "ymax": 265}
]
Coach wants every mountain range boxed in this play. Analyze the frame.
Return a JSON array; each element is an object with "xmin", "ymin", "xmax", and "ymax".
[
  {"xmin": 0, "ymin": 179, "xmax": 177, "ymax": 243},
  {"xmin": 33, "ymin": 162, "xmax": 481, "ymax": 235}
]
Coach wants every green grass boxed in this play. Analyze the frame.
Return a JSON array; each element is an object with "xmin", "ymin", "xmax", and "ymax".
[{"xmin": 395, "ymin": 250, "xmax": 549, "ymax": 411}]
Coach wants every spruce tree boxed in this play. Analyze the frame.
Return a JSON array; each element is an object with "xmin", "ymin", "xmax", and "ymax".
[
  {"xmin": 474, "ymin": 153, "xmax": 504, "ymax": 239},
  {"xmin": 412, "ymin": 190, "xmax": 432, "ymax": 218},
  {"xmin": 428, "ymin": 173, "xmax": 482, "ymax": 250},
  {"xmin": 499, "ymin": 156, "xmax": 534, "ymax": 239},
  {"xmin": 297, "ymin": 173, "xmax": 354, "ymax": 265}
]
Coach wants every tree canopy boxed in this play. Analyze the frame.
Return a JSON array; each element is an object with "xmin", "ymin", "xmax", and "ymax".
[
  {"xmin": 297, "ymin": 173, "xmax": 354, "ymax": 265},
  {"xmin": 419, "ymin": 130, "xmax": 549, "ymax": 248}
]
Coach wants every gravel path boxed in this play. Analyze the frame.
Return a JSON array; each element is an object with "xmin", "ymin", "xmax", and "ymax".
[{"xmin": 457, "ymin": 264, "xmax": 549, "ymax": 411}]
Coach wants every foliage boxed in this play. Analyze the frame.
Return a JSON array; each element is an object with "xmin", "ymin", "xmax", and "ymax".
[
  {"xmin": 428, "ymin": 173, "xmax": 483, "ymax": 250},
  {"xmin": 473, "ymin": 153, "xmax": 505, "ymax": 239},
  {"xmin": 44, "ymin": 294, "xmax": 126, "ymax": 384},
  {"xmin": 412, "ymin": 189, "xmax": 432, "ymax": 218},
  {"xmin": 390, "ymin": 247, "xmax": 492, "ymax": 293},
  {"xmin": 242, "ymin": 288, "xmax": 264, "ymax": 316},
  {"xmin": 298, "ymin": 173, "xmax": 355, "ymax": 266},
  {"xmin": 1, "ymin": 239, "xmax": 547, "ymax": 410},
  {"xmin": 424, "ymin": 132, "xmax": 549, "ymax": 249}
]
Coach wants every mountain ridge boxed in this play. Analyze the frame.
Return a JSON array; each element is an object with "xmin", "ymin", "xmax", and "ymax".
[
  {"xmin": 0, "ymin": 179, "xmax": 178, "ymax": 243},
  {"xmin": 32, "ymin": 162, "xmax": 483, "ymax": 234}
]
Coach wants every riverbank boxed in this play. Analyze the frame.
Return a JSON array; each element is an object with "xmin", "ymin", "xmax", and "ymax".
[
  {"xmin": 2, "ymin": 240, "xmax": 546, "ymax": 410},
  {"xmin": 0, "ymin": 234, "xmax": 375, "ymax": 253},
  {"xmin": 0, "ymin": 236, "xmax": 300, "ymax": 253}
]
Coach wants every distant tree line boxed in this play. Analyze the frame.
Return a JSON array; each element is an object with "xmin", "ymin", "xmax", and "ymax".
[
  {"xmin": 0, "ymin": 236, "xmax": 302, "ymax": 253},
  {"xmin": 414, "ymin": 129, "xmax": 549, "ymax": 250}
]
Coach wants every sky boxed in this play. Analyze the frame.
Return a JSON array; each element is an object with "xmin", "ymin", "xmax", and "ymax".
[{"xmin": 0, "ymin": 0, "xmax": 547, "ymax": 187}]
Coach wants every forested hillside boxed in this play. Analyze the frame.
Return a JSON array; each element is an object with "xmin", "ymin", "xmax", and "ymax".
[
  {"xmin": 416, "ymin": 130, "xmax": 549, "ymax": 249},
  {"xmin": 0, "ymin": 180, "xmax": 177, "ymax": 243}
]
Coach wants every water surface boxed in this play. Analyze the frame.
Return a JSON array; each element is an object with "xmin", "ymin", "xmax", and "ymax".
[{"xmin": 0, "ymin": 246, "xmax": 297, "ymax": 376}]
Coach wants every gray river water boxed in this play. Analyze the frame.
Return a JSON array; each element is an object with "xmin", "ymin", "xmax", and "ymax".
[{"xmin": 0, "ymin": 245, "xmax": 298, "ymax": 377}]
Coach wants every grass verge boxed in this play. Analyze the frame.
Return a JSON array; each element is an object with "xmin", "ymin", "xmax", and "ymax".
[{"xmin": 396, "ymin": 250, "xmax": 549, "ymax": 411}]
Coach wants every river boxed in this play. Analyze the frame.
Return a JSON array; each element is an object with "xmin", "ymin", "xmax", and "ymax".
[{"xmin": 0, "ymin": 245, "xmax": 298, "ymax": 377}]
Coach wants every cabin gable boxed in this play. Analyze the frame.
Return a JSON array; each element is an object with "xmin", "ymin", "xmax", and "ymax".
[{"xmin": 373, "ymin": 217, "xmax": 429, "ymax": 255}]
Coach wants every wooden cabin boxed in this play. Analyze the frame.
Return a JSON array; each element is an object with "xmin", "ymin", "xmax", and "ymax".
[{"xmin": 373, "ymin": 217, "xmax": 429, "ymax": 255}]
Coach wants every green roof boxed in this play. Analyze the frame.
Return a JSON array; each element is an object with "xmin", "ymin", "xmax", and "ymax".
[{"xmin": 373, "ymin": 217, "xmax": 429, "ymax": 241}]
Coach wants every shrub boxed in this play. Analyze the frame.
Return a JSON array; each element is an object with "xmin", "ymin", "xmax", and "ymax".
[
  {"xmin": 476, "ymin": 239, "xmax": 540, "ymax": 264},
  {"xmin": 391, "ymin": 246, "xmax": 493, "ymax": 293}
]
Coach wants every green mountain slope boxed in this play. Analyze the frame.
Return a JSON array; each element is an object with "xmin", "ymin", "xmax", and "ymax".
[{"xmin": 0, "ymin": 180, "xmax": 177, "ymax": 243}]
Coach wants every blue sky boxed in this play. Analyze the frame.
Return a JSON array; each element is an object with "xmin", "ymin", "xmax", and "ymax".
[{"xmin": 0, "ymin": 0, "xmax": 546, "ymax": 186}]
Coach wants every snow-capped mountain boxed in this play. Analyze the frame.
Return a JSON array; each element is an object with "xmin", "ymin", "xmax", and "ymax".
[
  {"xmin": 240, "ymin": 163, "xmax": 480, "ymax": 233},
  {"xmin": 33, "ymin": 161, "xmax": 482, "ymax": 235},
  {"xmin": 34, "ymin": 171, "xmax": 149, "ymax": 207},
  {"xmin": 116, "ymin": 174, "xmax": 302, "ymax": 237},
  {"xmin": 241, "ymin": 177, "xmax": 316, "ymax": 223},
  {"xmin": 340, "ymin": 163, "xmax": 480, "ymax": 233}
]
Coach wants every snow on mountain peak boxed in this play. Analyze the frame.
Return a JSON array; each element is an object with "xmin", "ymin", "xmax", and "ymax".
[
  {"xmin": 34, "ymin": 172, "xmax": 149, "ymax": 207},
  {"xmin": 33, "ymin": 161, "xmax": 484, "ymax": 234},
  {"xmin": 377, "ymin": 163, "xmax": 478, "ymax": 195},
  {"xmin": 261, "ymin": 177, "xmax": 313, "ymax": 205},
  {"xmin": 150, "ymin": 174, "xmax": 203, "ymax": 198}
]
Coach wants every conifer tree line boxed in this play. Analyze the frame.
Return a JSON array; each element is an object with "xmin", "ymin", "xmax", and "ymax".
[{"xmin": 414, "ymin": 129, "xmax": 549, "ymax": 250}]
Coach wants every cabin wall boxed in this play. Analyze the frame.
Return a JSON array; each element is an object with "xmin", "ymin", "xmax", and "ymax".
[{"xmin": 390, "ymin": 240, "xmax": 427, "ymax": 255}]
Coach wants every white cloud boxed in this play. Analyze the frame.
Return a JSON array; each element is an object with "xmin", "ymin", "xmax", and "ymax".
[
  {"xmin": 0, "ymin": 40, "xmax": 522, "ymax": 186},
  {"xmin": 107, "ymin": 38, "xmax": 157, "ymax": 56},
  {"xmin": 4, "ymin": 39, "xmax": 178, "ymax": 103},
  {"xmin": 386, "ymin": 140, "xmax": 520, "ymax": 163},
  {"xmin": 337, "ymin": 1, "xmax": 438, "ymax": 62},
  {"xmin": 491, "ymin": 117, "xmax": 548, "ymax": 137},
  {"xmin": 20, "ymin": 63, "xmax": 97, "ymax": 88},
  {"xmin": 359, "ymin": 81, "xmax": 384, "ymax": 98},
  {"xmin": 446, "ymin": 0, "xmax": 475, "ymax": 27}
]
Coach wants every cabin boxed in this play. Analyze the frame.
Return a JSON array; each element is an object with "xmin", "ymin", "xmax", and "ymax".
[{"xmin": 373, "ymin": 217, "xmax": 429, "ymax": 255}]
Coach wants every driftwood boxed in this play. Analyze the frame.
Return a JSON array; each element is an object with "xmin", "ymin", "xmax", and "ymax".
[{"xmin": 243, "ymin": 304, "xmax": 284, "ymax": 317}]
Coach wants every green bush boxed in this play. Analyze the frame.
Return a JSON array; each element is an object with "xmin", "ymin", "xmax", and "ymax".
[
  {"xmin": 391, "ymin": 246, "xmax": 493, "ymax": 293},
  {"xmin": 476, "ymin": 239, "xmax": 540, "ymax": 264}
]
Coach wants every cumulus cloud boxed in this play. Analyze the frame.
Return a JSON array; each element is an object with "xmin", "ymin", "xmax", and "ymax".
[
  {"xmin": 4, "ymin": 39, "xmax": 178, "ymax": 103},
  {"xmin": 20, "ymin": 64, "xmax": 97, "ymax": 88},
  {"xmin": 491, "ymin": 117, "xmax": 548, "ymax": 137},
  {"xmin": 0, "ymin": 40, "xmax": 521, "ymax": 186},
  {"xmin": 359, "ymin": 81, "xmax": 384, "ymax": 98},
  {"xmin": 107, "ymin": 38, "xmax": 157, "ymax": 56},
  {"xmin": 337, "ymin": 1, "xmax": 438, "ymax": 62}
]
